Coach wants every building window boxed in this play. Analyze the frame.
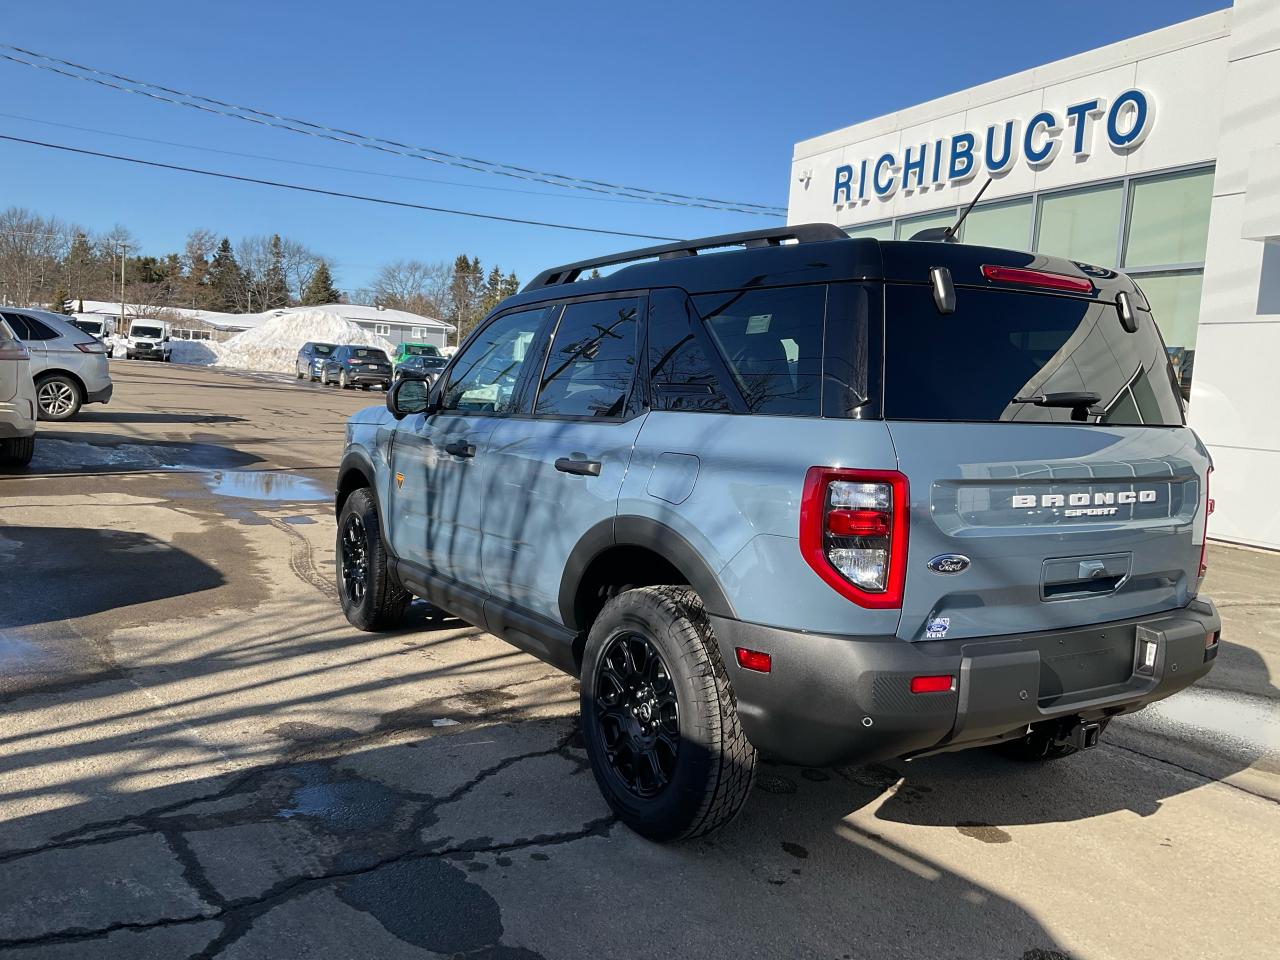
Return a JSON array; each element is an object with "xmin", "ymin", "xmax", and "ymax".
[
  {"xmin": 1034, "ymin": 182, "xmax": 1124, "ymax": 267},
  {"xmin": 844, "ymin": 221, "xmax": 894, "ymax": 240},
  {"xmin": 894, "ymin": 209, "xmax": 955, "ymax": 240},
  {"xmin": 959, "ymin": 198, "xmax": 1033, "ymax": 249},
  {"xmin": 374, "ymin": 323, "xmax": 391, "ymax": 336},
  {"xmin": 1122, "ymin": 168, "xmax": 1214, "ymax": 268},
  {"xmin": 411, "ymin": 326, "xmax": 426, "ymax": 339}
]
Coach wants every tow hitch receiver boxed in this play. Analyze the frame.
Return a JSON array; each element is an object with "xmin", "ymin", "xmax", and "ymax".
[{"xmin": 1061, "ymin": 721, "xmax": 1103, "ymax": 751}]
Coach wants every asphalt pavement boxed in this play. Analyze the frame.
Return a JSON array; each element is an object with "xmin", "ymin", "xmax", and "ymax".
[{"xmin": 0, "ymin": 360, "xmax": 1276, "ymax": 959}]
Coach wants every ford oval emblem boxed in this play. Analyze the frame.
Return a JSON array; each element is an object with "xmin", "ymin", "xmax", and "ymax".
[{"xmin": 927, "ymin": 554, "xmax": 970, "ymax": 575}]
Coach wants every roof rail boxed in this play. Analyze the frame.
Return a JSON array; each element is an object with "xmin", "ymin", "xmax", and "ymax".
[{"xmin": 523, "ymin": 222, "xmax": 849, "ymax": 290}]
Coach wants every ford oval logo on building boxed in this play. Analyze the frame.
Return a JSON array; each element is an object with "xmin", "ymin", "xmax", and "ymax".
[{"xmin": 927, "ymin": 554, "xmax": 970, "ymax": 575}]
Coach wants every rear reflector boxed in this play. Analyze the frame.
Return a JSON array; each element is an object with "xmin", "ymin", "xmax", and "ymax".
[
  {"xmin": 981, "ymin": 264, "xmax": 1094, "ymax": 294},
  {"xmin": 735, "ymin": 647, "xmax": 772, "ymax": 673},
  {"xmin": 910, "ymin": 675, "xmax": 955, "ymax": 694}
]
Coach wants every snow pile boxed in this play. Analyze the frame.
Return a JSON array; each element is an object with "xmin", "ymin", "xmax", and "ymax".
[
  {"xmin": 169, "ymin": 339, "xmax": 221, "ymax": 365},
  {"xmin": 211, "ymin": 310, "xmax": 395, "ymax": 374}
]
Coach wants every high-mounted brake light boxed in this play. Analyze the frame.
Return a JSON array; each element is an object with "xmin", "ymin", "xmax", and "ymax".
[
  {"xmin": 981, "ymin": 264, "xmax": 1093, "ymax": 294},
  {"xmin": 800, "ymin": 467, "xmax": 908, "ymax": 608},
  {"xmin": 1198, "ymin": 467, "xmax": 1214, "ymax": 580}
]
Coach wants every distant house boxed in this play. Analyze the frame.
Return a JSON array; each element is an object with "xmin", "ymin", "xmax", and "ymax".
[{"xmin": 77, "ymin": 301, "xmax": 455, "ymax": 349}]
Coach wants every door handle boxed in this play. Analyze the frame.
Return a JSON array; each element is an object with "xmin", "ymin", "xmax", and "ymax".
[
  {"xmin": 555, "ymin": 457, "xmax": 602, "ymax": 477},
  {"xmin": 444, "ymin": 441, "xmax": 476, "ymax": 458}
]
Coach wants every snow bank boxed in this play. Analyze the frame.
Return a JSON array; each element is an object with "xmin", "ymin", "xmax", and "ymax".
[
  {"xmin": 211, "ymin": 310, "xmax": 394, "ymax": 375},
  {"xmin": 170, "ymin": 339, "xmax": 221, "ymax": 365}
]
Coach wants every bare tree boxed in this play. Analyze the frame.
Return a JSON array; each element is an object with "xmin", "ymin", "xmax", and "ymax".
[
  {"xmin": 0, "ymin": 207, "xmax": 75, "ymax": 306},
  {"xmin": 366, "ymin": 259, "xmax": 450, "ymax": 317}
]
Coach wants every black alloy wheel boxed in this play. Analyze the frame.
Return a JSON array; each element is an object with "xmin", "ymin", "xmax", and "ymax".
[
  {"xmin": 594, "ymin": 631, "xmax": 680, "ymax": 798},
  {"xmin": 339, "ymin": 512, "xmax": 369, "ymax": 607}
]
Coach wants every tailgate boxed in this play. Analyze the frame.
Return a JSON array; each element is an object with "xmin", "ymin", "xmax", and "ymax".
[{"xmin": 888, "ymin": 421, "xmax": 1208, "ymax": 641}]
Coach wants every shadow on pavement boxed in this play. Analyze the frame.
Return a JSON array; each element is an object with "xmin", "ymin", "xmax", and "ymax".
[
  {"xmin": 1, "ymin": 430, "xmax": 262, "ymax": 477},
  {"xmin": 74, "ymin": 411, "xmax": 247, "ymax": 426}
]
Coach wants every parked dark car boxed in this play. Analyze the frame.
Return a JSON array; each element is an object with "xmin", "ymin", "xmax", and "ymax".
[
  {"xmin": 296, "ymin": 341, "xmax": 338, "ymax": 382},
  {"xmin": 393, "ymin": 353, "xmax": 448, "ymax": 385},
  {"xmin": 321, "ymin": 345, "xmax": 392, "ymax": 390}
]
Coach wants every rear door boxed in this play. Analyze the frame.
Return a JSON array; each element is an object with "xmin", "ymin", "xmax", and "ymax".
[
  {"xmin": 882, "ymin": 282, "xmax": 1208, "ymax": 642},
  {"xmin": 482, "ymin": 295, "xmax": 645, "ymax": 628},
  {"xmin": 0, "ymin": 317, "xmax": 22, "ymax": 402}
]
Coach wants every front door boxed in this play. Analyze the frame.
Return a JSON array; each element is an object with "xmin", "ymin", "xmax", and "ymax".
[
  {"xmin": 387, "ymin": 305, "xmax": 551, "ymax": 597},
  {"xmin": 483, "ymin": 295, "xmax": 645, "ymax": 624}
]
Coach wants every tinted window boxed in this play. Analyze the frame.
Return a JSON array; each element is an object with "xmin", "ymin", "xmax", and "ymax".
[
  {"xmin": 6, "ymin": 313, "xmax": 57, "ymax": 340},
  {"xmin": 404, "ymin": 344, "xmax": 439, "ymax": 357},
  {"xmin": 882, "ymin": 284, "xmax": 1184, "ymax": 425},
  {"xmin": 535, "ymin": 298, "xmax": 639, "ymax": 418},
  {"xmin": 442, "ymin": 307, "xmax": 547, "ymax": 414},
  {"xmin": 646, "ymin": 290, "xmax": 733, "ymax": 413},
  {"xmin": 350, "ymin": 348, "xmax": 388, "ymax": 361},
  {"xmin": 314, "ymin": 343, "xmax": 335, "ymax": 356},
  {"xmin": 695, "ymin": 286, "xmax": 825, "ymax": 416}
]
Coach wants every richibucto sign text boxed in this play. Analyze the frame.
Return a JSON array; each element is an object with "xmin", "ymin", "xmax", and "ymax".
[{"xmin": 832, "ymin": 89, "xmax": 1154, "ymax": 206}]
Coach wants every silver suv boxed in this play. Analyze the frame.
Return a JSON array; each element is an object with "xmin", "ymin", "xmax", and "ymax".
[
  {"xmin": 2, "ymin": 308, "xmax": 113, "ymax": 420},
  {"xmin": 335, "ymin": 225, "xmax": 1220, "ymax": 841},
  {"xmin": 0, "ymin": 316, "xmax": 36, "ymax": 466}
]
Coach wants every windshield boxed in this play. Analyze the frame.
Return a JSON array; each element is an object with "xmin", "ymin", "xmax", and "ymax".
[
  {"xmin": 404, "ymin": 344, "xmax": 440, "ymax": 357},
  {"xmin": 132, "ymin": 325, "xmax": 164, "ymax": 339},
  {"xmin": 882, "ymin": 285, "xmax": 1184, "ymax": 426},
  {"xmin": 72, "ymin": 320, "xmax": 104, "ymax": 335}
]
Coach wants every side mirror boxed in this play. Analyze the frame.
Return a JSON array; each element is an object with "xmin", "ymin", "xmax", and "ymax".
[{"xmin": 386, "ymin": 374, "xmax": 434, "ymax": 420}]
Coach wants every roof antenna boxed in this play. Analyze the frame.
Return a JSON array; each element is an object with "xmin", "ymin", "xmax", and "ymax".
[{"xmin": 944, "ymin": 177, "xmax": 993, "ymax": 241}]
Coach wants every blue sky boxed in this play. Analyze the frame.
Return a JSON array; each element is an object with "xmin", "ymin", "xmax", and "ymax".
[{"xmin": 0, "ymin": 0, "xmax": 1225, "ymax": 294}]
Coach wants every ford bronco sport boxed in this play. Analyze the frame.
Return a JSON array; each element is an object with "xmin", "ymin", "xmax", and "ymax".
[{"xmin": 335, "ymin": 224, "xmax": 1220, "ymax": 841}]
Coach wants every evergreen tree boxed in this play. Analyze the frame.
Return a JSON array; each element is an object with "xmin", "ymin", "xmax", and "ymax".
[
  {"xmin": 482, "ymin": 265, "xmax": 504, "ymax": 313},
  {"xmin": 262, "ymin": 234, "xmax": 290, "ymax": 309},
  {"xmin": 48, "ymin": 286, "xmax": 73, "ymax": 314},
  {"xmin": 300, "ymin": 261, "xmax": 341, "ymax": 305},
  {"xmin": 502, "ymin": 270, "xmax": 520, "ymax": 298},
  {"xmin": 65, "ymin": 233, "xmax": 94, "ymax": 302},
  {"xmin": 207, "ymin": 237, "xmax": 243, "ymax": 312}
]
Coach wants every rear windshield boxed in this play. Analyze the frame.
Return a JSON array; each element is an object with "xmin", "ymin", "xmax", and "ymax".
[
  {"xmin": 404, "ymin": 344, "xmax": 440, "ymax": 357},
  {"xmin": 882, "ymin": 285, "xmax": 1184, "ymax": 426},
  {"xmin": 313, "ymin": 343, "xmax": 335, "ymax": 356},
  {"xmin": 350, "ymin": 348, "xmax": 388, "ymax": 361}
]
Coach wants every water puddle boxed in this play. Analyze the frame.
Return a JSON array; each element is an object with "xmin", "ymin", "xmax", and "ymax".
[
  {"xmin": 276, "ymin": 764, "xmax": 399, "ymax": 834},
  {"xmin": 0, "ymin": 633, "xmax": 47, "ymax": 669},
  {"xmin": 1125, "ymin": 685, "xmax": 1280, "ymax": 755},
  {"xmin": 281, "ymin": 515, "xmax": 317, "ymax": 525},
  {"xmin": 204, "ymin": 470, "xmax": 328, "ymax": 502}
]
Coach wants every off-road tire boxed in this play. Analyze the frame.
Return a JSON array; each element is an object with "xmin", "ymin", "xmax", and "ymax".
[
  {"xmin": 580, "ymin": 585, "xmax": 757, "ymax": 841},
  {"xmin": 336, "ymin": 487, "xmax": 410, "ymax": 631},
  {"xmin": 35, "ymin": 374, "xmax": 83, "ymax": 421},
  {"xmin": 0, "ymin": 435, "xmax": 35, "ymax": 467}
]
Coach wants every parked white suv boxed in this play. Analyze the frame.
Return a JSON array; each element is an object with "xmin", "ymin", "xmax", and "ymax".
[
  {"xmin": 2, "ymin": 309, "xmax": 113, "ymax": 421},
  {"xmin": 0, "ymin": 316, "xmax": 36, "ymax": 466}
]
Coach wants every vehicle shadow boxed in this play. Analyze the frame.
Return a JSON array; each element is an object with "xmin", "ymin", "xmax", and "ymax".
[
  {"xmin": 0, "ymin": 714, "xmax": 1075, "ymax": 959},
  {"xmin": 1, "ymin": 430, "xmax": 263, "ymax": 477},
  {"xmin": 74, "ymin": 411, "xmax": 247, "ymax": 425},
  {"xmin": 0, "ymin": 526, "xmax": 225, "ymax": 630}
]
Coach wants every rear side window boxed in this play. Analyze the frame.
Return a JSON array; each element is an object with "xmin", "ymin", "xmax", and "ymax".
[
  {"xmin": 5, "ymin": 313, "xmax": 57, "ymax": 340},
  {"xmin": 646, "ymin": 290, "xmax": 734, "ymax": 413},
  {"xmin": 882, "ymin": 285, "xmax": 1184, "ymax": 425},
  {"xmin": 535, "ymin": 297, "xmax": 640, "ymax": 419},
  {"xmin": 694, "ymin": 286, "xmax": 825, "ymax": 416}
]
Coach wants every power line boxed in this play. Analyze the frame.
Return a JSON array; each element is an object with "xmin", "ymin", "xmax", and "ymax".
[
  {"xmin": 0, "ymin": 111, "xmax": 672, "ymax": 208},
  {"xmin": 0, "ymin": 43, "xmax": 787, "ymax": 217},
  {"xmin": 0, "ymin": 133, "xmax": 684, "ymax": 242}
]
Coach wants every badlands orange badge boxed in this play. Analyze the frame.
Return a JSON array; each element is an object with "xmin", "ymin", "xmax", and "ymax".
[{"xmin": 395, "ymin": 472, "xmax": 405, "ymax": 489}]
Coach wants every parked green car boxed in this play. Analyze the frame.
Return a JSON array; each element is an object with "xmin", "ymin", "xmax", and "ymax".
[{"xmin": 391, "ymin": 342, "xmax": 442, "ymax": 367}]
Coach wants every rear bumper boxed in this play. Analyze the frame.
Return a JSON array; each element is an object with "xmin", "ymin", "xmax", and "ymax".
[
  {"xmin": 345, "ymin": 372, "xmax": 391, "ymax": 385},
  {"xmin": 86, "ymin": 383, "xmax": 113, "ymax": 404},
  {"xmin": 711, "ymin": 599, "xmax": 1221, "ymax": 767}
]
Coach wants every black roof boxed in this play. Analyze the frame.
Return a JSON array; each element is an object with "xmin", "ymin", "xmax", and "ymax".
[{"xmin": 496, "ymin": 223, "xmax": 1140, "ymax": 315}]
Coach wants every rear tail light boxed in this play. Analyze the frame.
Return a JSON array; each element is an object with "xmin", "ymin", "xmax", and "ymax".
[
  {"xmin": 0, "ymin": 341, "xmax": 30, "ymax": 361},
  {"xmin": 1198, "ymin": 467, "xmax": 1214, "ymax": 579},
  {"xmin": 981, "ymin": 264, "xmax": 1094, "ymax": 294},
  {"xmin": 800, "ymin": 467, "xmax": 908, "ymax": 608},
  {"xmin": 75, "ymin": 341, "xmax": 106, "ymax": 354},
  {"xmin": 347, "ymin": 357, "xmax": 362, "ymax": 364},
  {"xmin": 910, "ymin": 675, "xmax": 955, "ymax": 694}
]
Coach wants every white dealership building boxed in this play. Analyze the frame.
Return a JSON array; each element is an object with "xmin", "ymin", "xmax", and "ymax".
[{"xmin": 788, "ymin": 0, "xmax": 1280, "ymax": 551}]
